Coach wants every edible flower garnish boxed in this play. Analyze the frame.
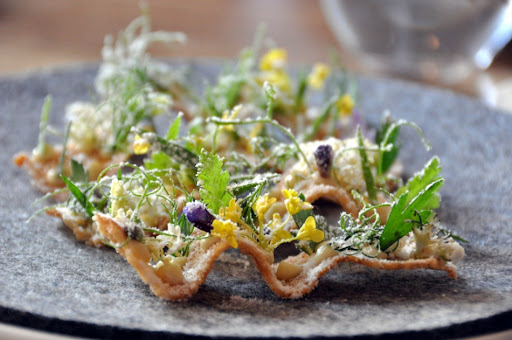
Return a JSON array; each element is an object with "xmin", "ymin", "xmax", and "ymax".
[
  {"xmin": 283, "ymin": 188, "xmax": 313, "ymax": 215},
  {"xmin": 336, "ymin": 93, "xmax": 354, "ymax": 118},
  {"xmin": 259, "ymin": 48, "xmax": 287, "ymax": 71},
  {"xmin": 212, "ymin": 219, "xmax": 238, "ymax": 248},
  {"xmin": 133, "ymin": 134, "xmax": 150, "ymax": 155},
  {"xmin": 268, "ymin": 213, "xmax": 293, "ymax": 245},
  {"xmin": 253, "ymin": 194, "xmax": 277, "ymax": 223},
  {"xmin": 219, "ymin": 198, "xmax": 243, "ymax": 224},
  {"xmin": 219, "ymin": 105, "xmax": 242, "ymax": 132},
  {"xmin": 307, "ymin": 63, "xmax": 331, "ymax": 89},
  {"xmin": 110, "ymin": 179, "xmax": 130, "ymax": 218},
  {"xmin": 260, "ymin": 70, "xmax": 291, "ymax": 93},
  {"xmin": 183, "ymin": 201, "xmax": 215, "ymax": 233},
  {"xmin": 296, "ymin": 216, "xmax": 324, "ymax": 243}
]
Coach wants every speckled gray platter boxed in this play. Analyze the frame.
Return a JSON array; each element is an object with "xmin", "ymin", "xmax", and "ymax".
[{"xmin": 1, "ymin": 61, "xmax": 511, "ymax": 339}]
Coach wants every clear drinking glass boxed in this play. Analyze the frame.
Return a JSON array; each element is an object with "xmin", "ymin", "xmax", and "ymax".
[{"xmin": 321, "ymin": 0, "xmax": 512, "ymax": 85}]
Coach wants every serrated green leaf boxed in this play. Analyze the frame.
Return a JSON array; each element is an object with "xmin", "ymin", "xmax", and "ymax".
[
  {"xmin": 380, "ymin": 178, "xmax": 443, "ymax": 250},
  {"xmin": 196, "ymin": 149, "xmax": 232, "ymax": 213},
  {"xmin": 166, "ymin": 113, "xmax": 182, "ymax": 140}
]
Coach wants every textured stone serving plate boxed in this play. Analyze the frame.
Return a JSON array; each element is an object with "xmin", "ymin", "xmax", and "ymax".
[{"xmin": 0, "ymin": 61, "xmax": 511, "ymax": 339}]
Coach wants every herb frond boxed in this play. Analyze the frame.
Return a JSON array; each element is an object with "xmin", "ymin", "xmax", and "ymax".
[{"xmin": 196, "ymin": 149, "xmax": 233, "ymax": 213}]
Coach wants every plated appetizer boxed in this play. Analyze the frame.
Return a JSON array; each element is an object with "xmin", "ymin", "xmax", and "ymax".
[{"xmin": 14, "ymin": 12, "xmax": 465, "ymax": 300}]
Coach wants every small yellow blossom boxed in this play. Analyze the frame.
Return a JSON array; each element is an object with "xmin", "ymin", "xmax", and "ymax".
[
  {"xmin": 110, "ymin": 179, "xmax": 131, "ymax": 217},
  {"xmin": 212, "ymin": 219, "xmax": 238, "ymax": 248},
  {"xmin": 220, "ymin": 105, "xmax": 242, "ymax": 132},
  {"xmin": 133, "ymin": 134, "xmax": 150, "ymax": 155},
  {"xmin": 219, "ymin": 198, "xmax": 242, "ymax": 223},
  {"xmin": 336, "ymin": 94, "xmax": 354, "ymax": 118},
  {"xmin": 249, "ymin": 123, "xmax": 263, "ymax": 139},
  {"xmin": 260, "ymin": 70, "xmax": 291, "ymax": 93},
  {"xmin": 282, "ymin": 189, "xmax": 313, "ymax": 215},
  {"xmin": 269, "ymin": 213, "xmax": 293, "ymax": 245},
  {"xmin": 272, "ymin": 228, "xmax": 293, "ymax": 245},
  {"xmin": 307, "ymin": 63, "xmax": 331, "ymax": 89},
  {"xmin": 296, "ymin": 216, "xmax": 324, "ymax": 243},
  {"xmin": 253, "ymin": 194, "xmax": 277, "ymax": 222},
  {"xmin": 259, "ymin": 48, "xmax": 287, "ymax": 71}
]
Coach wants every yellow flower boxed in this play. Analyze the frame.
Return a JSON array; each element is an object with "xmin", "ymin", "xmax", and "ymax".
[
  {"xmin": 260, "ymin": 70, "xmax": 291, "ymax": 93},
  {"xmin": 336, "ymin": 94, "xmax": 354, "ymax": 118},
  {"xmin": 212, "ymin": 219, "xmax": 238, "ymax": 248},
  {"xmin": 110, "ymin": 179, "xmax": 131, "ymax": 218},
  {"xmin": 249, "ymin": 123, "xmax": 263, "ymax": 139},
  {"xmin": 219, "ymin": 198, "xmax": 242, "ymax": 223},
  {"xmin": 269, "ymin": 213, "xmax": 293, "ymax": 245},
  {"xmin": 133, "ymin": 134, "xmax": 150, "ymax": 155},
  {"xmin": 259, "ymin": 48, "xmax": 287, "ymax": 71},
  {"xmin": 220, "ymin": 105, "xmax": 242, "ymax": 132},
  {"xmin": 272, "ymin": 228, "xmax": 293, "ymax": 245},
  {"xmin": 296, "ymin": 216, "xmax": 324, "ymax": 243},
  {"xmin": 282, "ymin": 189, "xmax": 313, "ymax": 215},
  {"xmin": 253, "ymin": 194, "xmax": 277, "ymax": 222},
  {"xmin": 307, "ymin": 63, "xmax": 331, "ymax": 89}
]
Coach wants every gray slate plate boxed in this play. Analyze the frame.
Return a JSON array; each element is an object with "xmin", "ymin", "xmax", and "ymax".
[{"xmin": 1, "ymin": 61, "xmax": 511, "ymax": 339}]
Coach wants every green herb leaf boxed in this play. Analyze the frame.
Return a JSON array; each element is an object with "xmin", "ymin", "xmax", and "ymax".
[
  {"xmin": 196, "ymin": 149, "xmax": 233, "ymax": 213},
  {"xmin": 144, "ymin": 151, "xmax": 174, "ymax": 170},
  {"xmin": 293, "ymin": 209, "xmax": 314, "ymax": 229},
  {"xmin": 292, "ymin": 193, "xmax": 314, "ymax": 232},
  {"xmin": 294, "ymin": 70, "xmax": 307, "ymax": 112},
  {"xmin": 60, "ymin": 174, "xmax": 95, "ymax": 218},
  {"xmin": 379, "ymin": 178, "xmax": 444, "ymax": 251},
  {"xmin": 357, "ymin": 127, "xmax": 377, "ymax": 202},
  {"xmin": 227, "ymin": 173, "xmax": 280, "ymax": 196},
  {"xmin": 70, "ymin": 160, "xmax": 89, "ymax": 183},
  {"xmin": 375, "ymin": 115, "xmax": 400, "ymax": 175},
  {"xmin": 166, "ymin": 112, "xmax": 182, "ymax": 140},
  {"xmin": 377, "ymin": 118, "xmax": 431, "ymax": 177},
  {"xmin": 157, "ymin": 136, "xmax": 199, "ymax": 169},
  {"xmin": 396, "ymin": 156, "xmax": 442, "ymax": 209}
]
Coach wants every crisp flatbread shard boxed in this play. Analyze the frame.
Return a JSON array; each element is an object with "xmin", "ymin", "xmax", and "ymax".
[
  {"xmin": 95, "ymin": 213, "xmax": 232, "ymax": 301},
  {"xmin": 95, "ymin": 213, "xmax": 458, "ymax": 300},
  {"xmin": 46, "ymin": 207, "xmax": 104, "ymax": 247},
  {"xmin": 13, "ymin": 147, "xmax": 128, "ymax": 202}
]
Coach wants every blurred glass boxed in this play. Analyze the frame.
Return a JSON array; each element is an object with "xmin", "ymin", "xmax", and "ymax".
[{"xmin": 321, "ymin": 0, "xmax": 512, "ymax": 85}]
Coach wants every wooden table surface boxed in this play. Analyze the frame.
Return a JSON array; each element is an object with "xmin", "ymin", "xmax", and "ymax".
[{"xmin": 1, "ymin": 0, "xmax": 512, "ymax": 111}]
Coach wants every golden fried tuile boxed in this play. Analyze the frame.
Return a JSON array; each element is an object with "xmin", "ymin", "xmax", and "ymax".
[
  {"xmin": 13, "ymin": 147, "xmax": 128, "ymax": 202},
  {"xmin": 46, "ymin": 208, "xmax": 104, "ymax": 247},
  {"xmin": 95, "ymin": 213, "xmax": 232, "ymax": 301},
  {"xmin": 95, "ymin": 213, "xmax": 458, "ymax": 301}
]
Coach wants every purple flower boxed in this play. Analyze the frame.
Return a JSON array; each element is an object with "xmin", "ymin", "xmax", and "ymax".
[
  {"xmin": 314, "ymin": 144, "xmax": 334, "ymax": 178},
  {"xmin": 183, "ymin": 201, "xmax": 215, "ymax": 233}
]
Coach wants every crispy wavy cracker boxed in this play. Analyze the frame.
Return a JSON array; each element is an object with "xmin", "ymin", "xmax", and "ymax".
[
  {"xmin": 239, "ymin": 240, "xmax": 457, "ymax": 299},
  {"xmin": 13, "ymin": 147, "xmax": 128, "ymax": 202},
  {"xmin": 95, "ymin": 213, "xmax": 457, "ymax": 300},
  {"xmin": 95, "ymin": 213, "xmax": 232, "ymax": 301},
  {"xmin": 46, "ymin": 207, "xmax": 104, "ymax": 247}
]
